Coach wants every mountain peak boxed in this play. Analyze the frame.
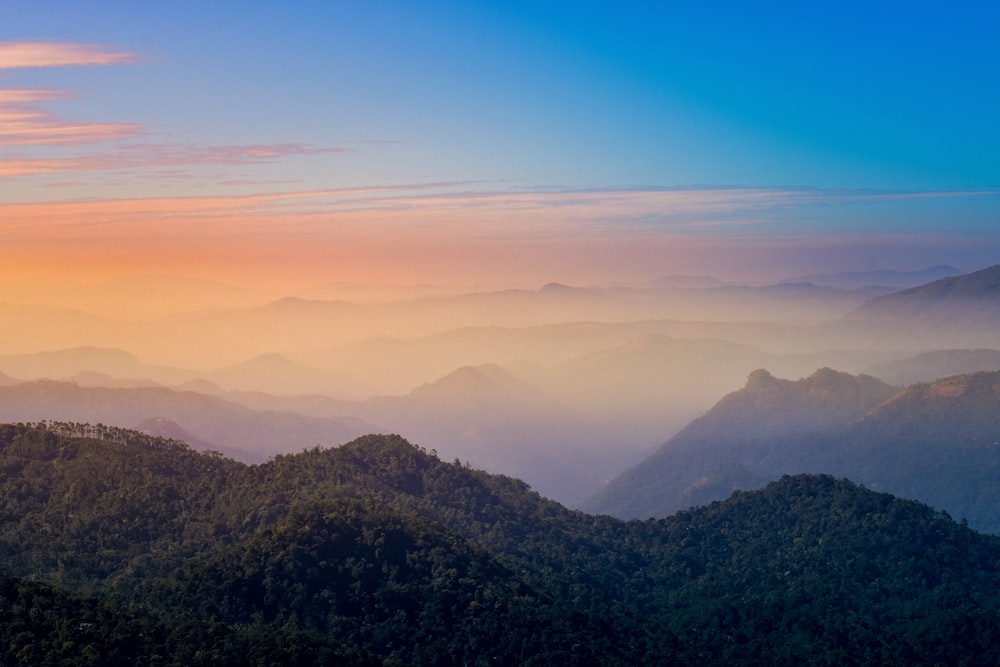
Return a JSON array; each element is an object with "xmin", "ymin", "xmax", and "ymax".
[
  {"xmin": 745, "ymin": 368, "xmax": 778, "ymax": 389},
  {"xmin": 538, "ymin": 282, "xmax": 582, "ymax": 294}
]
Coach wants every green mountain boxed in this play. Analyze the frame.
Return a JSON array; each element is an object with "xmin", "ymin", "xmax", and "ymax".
[{"xmin": 4, "ymin": 422, "xmax": 1000, "ymax": 664}]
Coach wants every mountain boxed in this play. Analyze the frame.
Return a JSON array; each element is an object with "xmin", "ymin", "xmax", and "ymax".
[
  {"xmin": 645, "ymin": 273, "xmax": 725, "ymax": 288},
  {"xmin": 843, "ymin": 264, "xmax": 1000, "ymax": 346},
  {"xmin": 0, "ymin": 346, "xmax": 145, "ymax": 380},
  {"xmin": 585, "ymin": 367, "xmax": 1000, "ymax": 533},
  {"xmin": 0, "ymin": 345, "xmax": 198, "ymax": 388},
  {"xmin": 0, "ymin": 381, "xmax": 374, "ymax": 462},
  {"xmin": 582, "ymin": 368, "xmax": 897, "ymax": 518},
  {"xmin": 135, "ymin": 416, "xmax": 219, "ymax": 452},
  {"xmin": 361, "ymin": 364, "xmax": 626, "ymax": 505},
  {"xmin": 534, "ymin": 334, "xmax": 779, "ymax": 446},
  {"xmin": 0, "ymin": 274, "xmax": 279, "ymax": 320},
  {"xmin": 209, "ymin": 352, "xmax": 369, "ymax": 398},
  {"xmin": 3, "ymin": 424, "xmax": 1000, "ymax": 664},
  {"xmin": 793, "ymin": 265, "xmax": 962, "ymax": 290},
  {"xmin": 864, "ymin": 348, "xmax": 1000, "ymax": 385}
]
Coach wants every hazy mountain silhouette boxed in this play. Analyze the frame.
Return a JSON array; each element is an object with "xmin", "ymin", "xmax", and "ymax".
[
  {"xmin": 531, "ymin": 334, "xmax": 778, "ymax": 446},
  {"xmin": 135, "ymin": 416, "xmax": 221, "ymax": 453},
  {"xmin": 793, "ymin": 265, "xmax": 961, "ymax": 290},
  {"xmin": 586, "ymin": 367, "xmax": 1000, "ymax": 533},
  {"xmin": 209, "ymin": 352, "xmax": 368, "ymax": 398},
  {"xmin": 362, "ymin": 364, "xmax": 628, "ymax": 505},
  {"xmin": 0, "ymin": 381, "xmax": 374, "ymax": 462},
  {"xmin": 645, "ymin": 274, "xmax": 726, "ymax": 288},
  {"xmin": 864, "ymin": 348, "xmax": 1000, "ymax": 385},
  {"xmin": 843, "ymin": 264, "xmax": 1000, "ymax": 346},
  {"xmin": 0, "ymin": 346, "xmax": 196, "ymax": 386},
  {"xmin": 582, "ymin": 368, "xmax": 897, "ymax": 519}
]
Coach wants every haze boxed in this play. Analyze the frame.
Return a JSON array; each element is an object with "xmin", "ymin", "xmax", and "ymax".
[{"xmin": 2, "ymin": 3, "xmax": 999, "ymax": 504}]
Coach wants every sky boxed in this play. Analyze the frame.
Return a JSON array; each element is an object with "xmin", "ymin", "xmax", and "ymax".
[{"xmin": 1, "ymin": 1, "xmax": 999, "ymax": 289}]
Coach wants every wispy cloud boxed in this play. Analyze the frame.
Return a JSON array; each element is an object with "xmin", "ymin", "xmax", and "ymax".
[
  {"xmin": 0, "ymin": 107, "xmax": 141, "ymax": 147},
  {"xmin": 0, "ymin": 41, "xmax": 355, "ymax": 180},
  {"xmin": 0, "ymin": 41, "xmax": 141, "ymax": 150},
  {"xmin": 0, "ymin": 142, "xmax": 353, "ymax": 176},
  {"xmin": 0, "ymin": 42, "xmax": 137, "ymax": 68},
  {"xmin": 2, "ymin": 184, "xmax": 997, "ymax": 286}
]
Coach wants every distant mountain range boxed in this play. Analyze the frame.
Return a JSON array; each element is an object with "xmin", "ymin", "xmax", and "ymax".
[
  {"xmin": 585, "ymin": 367, "xmax": 1000, "ymax": 534},
  {"xmin": 842, "ymin": 264, "xmax": 1000, "ymax": 347},
  {"xmin": 359, "ymin": 363, "xmax": 628, "ymax": 505},
  {"xmin": 864, "ymin": 348, "xmax": 1000, "ymax": 386},
  {"xmin": 0, "ymin": 381, "xmax": 373, "ymax": 462},
  {"xmin": 792, "ymin": 265, "xmax": 962, "ymax": 289}
]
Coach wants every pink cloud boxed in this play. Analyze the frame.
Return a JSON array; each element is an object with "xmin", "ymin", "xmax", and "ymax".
[
  {"xmin": 0, "ymin": 43, "xmax": 141, "ymax": 148},
  {"xmin": 0, "ymin": 88, "xmax": 70, "ymax": 103},
  {"xmin": 0, "ymin": 42, "xmax": 137, "ymax": 69},
  {"xmin": 0, "ymin": 142, "xmax": 353, "ymax": 175},
  {"xmin": 0, "ymin": 106, "xmax": 141, "ymax": 146},
  {"xmin": 1, "ymin": 185, "xmax": 996, "ymax": 287}
]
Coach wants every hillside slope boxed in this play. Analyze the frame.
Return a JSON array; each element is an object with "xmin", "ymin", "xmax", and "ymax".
[
  {"xmin": 585, "ymin": 368, "xmax": 1000, "ymax": 533},
  {"xmin": 582, "ymin": 368, "xmax": 897, "ymax": 518},
  {"xmin": 842, "ymin": 264, "xmax": 1000, "ymax": 347},
  {"xmin": 3, "ymin": 424, "xmax": 1000, "ymax": 663}
]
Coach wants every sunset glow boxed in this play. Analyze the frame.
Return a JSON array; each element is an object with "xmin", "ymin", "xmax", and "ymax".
[{"xmin": 2, "ymin": 3, "xmax": 998, "ymax": 293}]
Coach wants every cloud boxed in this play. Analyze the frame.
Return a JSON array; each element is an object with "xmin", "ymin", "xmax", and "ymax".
[
  {"xmin": 1, "ymin": 184, "xmax": 997, "ymax": 287},
  {"xmin": 0, "ymin": 42, "xmax": 141, "ymax": 149},
  {"xmin": 0, "ymin": 107, "xmax": 141, "ymax": 147},
  {"xmin": 0, "ymin": 41, "xmax": 355, "ymax": 184},
  {"xmin": 0, "ymin": 42, "xmax": 137, "ymax": 68},
  {"xmin": 0, "ymin": 142, "xmax": 353, "ymax": 176}
]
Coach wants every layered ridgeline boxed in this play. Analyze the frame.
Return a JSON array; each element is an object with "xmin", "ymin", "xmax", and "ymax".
[
  {"xmin": 3, "ymin": 423, "xmax": 1000, "ymax": 664},
  {"xmin": 585, "ymin": 368, "xmax": 1000, "ymax": 533},
  {"xmin": 842, "ymin": 263, "xmax": 1000, "ymax": 347}
]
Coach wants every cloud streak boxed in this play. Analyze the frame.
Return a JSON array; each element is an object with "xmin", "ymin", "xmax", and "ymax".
[
  {"xmin": 0, "ymin": 41, "xmax": 354, "ymax": 179},
  {"xmin": 0, "ymin": 142, "xmax": 354, "ymax": 176},
  {"xmin": 1, "ymin": 184, "xmax": 997, "ymax": 287},
  {"xmin": 0, "ymin": 42, "xmax": 137, "ymax": 68},
  {"xmin": 0, "ymin": 41, "xmax": 141, "ymax": 150}
]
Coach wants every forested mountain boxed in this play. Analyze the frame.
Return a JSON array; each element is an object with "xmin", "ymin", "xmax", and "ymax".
[
  {"xmin": 585, "ymin": 368, "xmax": 1000, "ymax": 533},
  {"xmin": 3, "ymin": 422, "xmax": 1000, "ymax": 664}
]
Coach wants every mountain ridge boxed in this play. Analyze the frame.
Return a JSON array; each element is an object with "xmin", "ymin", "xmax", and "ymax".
[
  {"xmin": 3, "ymin": 423, "xmax": 1000, "ymax": 664},
  {"xmin": 584, "ymin": 367, "xmax": 1000, "ymax": 532}
]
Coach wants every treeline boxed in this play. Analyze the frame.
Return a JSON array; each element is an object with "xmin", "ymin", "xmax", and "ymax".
[{"xmin": 2, "ymin": 423, "xmax": 1000, "ymax": 664}]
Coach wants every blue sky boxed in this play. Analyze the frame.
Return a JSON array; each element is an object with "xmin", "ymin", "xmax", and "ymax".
[{"xmin": 1, "ymin": 1, "xmax": 998, "ymax": 285}]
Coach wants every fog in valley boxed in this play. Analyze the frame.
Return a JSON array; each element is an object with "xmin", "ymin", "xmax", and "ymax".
[{"xmin": 3, "ymin": 263, "xmax": 997, "ymax": 506}]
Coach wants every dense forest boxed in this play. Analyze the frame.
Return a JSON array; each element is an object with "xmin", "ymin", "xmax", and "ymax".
[{"xmin": 2, "ymin": 422, "xmax": 1000, "ymax": 664}]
